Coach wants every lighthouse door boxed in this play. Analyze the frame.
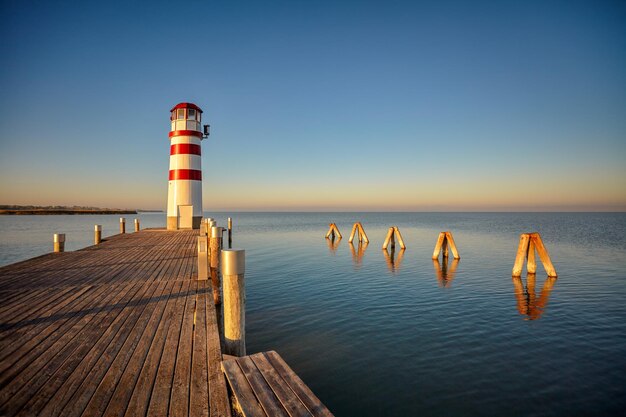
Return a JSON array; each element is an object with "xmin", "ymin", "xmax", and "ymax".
[{"xmin": 178, "ymin": 205, "xmax": 193, "ymax": 229}]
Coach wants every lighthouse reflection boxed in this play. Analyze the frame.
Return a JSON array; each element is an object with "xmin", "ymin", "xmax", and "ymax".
[
  {"xmin": 432, "ymin": 258, "xmax": 459, "ymax": 287},
  {"xmin": 349, "ymin": 241, "xmax": 368, "ymax": 269},
  {"xmin": 512, "ymin": 274, "xmax": 558, "ymax": 320},
  {"xmin": 325, "ymin": 236, "xmax": 341, "ymax": 254},
  {"xmin": 383, "ymin": 247, "xmax": 405, "ymax": 274}
]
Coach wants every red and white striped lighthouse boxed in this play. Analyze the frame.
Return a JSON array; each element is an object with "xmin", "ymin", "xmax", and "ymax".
[{"xmin": 167, "ymin": 102, "xmax": 204, "ymax": 230}]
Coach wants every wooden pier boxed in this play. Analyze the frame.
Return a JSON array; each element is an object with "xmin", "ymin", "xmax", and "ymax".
[{"xmin": 0, "ymin": 230, "xmax": 230, "ymax": 416}]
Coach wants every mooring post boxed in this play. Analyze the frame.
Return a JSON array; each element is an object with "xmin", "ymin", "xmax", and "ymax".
[
  {"xmin": 227, "ymin": 217, "xmax": 233, "ymax": 248},
  {"xmin": 382, "ymin": 227, "xmax": 395, "ymax": 250},
  {"xmin": 197, "ymin": 236, "xmax": 209, "ymax": 281},
  {"xmin": 119, "ymin": 217, "xmax": 126, "ymax": 234},
  {"xmin": 357, "ymin": 223, "xmax": 369, "ymax": 243},
  {"xmin": 210, "ymin": 226, "xmax": 224, "ymax": 270},
  {"xmin": 134, "ymin": 218, "xmax": 140, "ymax": 232},
  {"xmin": 221, "ymin": 249, "xmax": 246, "ymax": 357},
  {"xmin": 53, "ymin": 233, "xmax": 65, "ymax": 253},
  {"xmin": 94, "ymin": 225, "xmax": 102, "ymax": 245}
]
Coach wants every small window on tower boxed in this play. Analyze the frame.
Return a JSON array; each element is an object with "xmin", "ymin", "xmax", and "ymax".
[
  {"xmin": 188, "ymin": 109, "xmax": 196, "ymax": 120},
  {"xmin": 171, "ymin": 111, "xmax": 176, "ymax": 121},
  {"xmin": 197, "ymin": 112, "xmax": 201, "ymax": 122},
  {"xmin": 177, "ymin": 109, "xmax": 185, "ymax": 119}
]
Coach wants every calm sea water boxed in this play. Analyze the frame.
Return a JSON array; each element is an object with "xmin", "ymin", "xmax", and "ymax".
[{"xmin": 1, "ymin": 212, "xmax": 625, "ymax": 416}]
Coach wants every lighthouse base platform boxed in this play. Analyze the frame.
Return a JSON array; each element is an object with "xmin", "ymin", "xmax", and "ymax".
[{"xmin": 167, "ymin": 216, "xmax": 202, "ymax": 230}]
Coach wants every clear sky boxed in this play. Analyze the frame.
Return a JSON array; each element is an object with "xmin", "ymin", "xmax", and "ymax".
[{"xmin": 1, "ymin": 0, "xmax": 624, "ymax": 211}]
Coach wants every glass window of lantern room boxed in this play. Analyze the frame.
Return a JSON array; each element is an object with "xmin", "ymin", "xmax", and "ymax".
[
  {"xmin": 188, "ymin": 109, "xmax": 196, "ymax": 120},
  {"xmin": 177, "ymin": 109, "xmax": 185, "ymax": 120}
]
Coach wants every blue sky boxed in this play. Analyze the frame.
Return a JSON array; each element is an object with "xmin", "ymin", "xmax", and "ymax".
[{"xmin": 1, "ymin": 0, "xmax": 624, "ymax": 211}]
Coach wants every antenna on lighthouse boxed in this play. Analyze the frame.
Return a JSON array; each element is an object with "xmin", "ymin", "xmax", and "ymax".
[{"xmin": 203, "ymin": 124, "xmax": 210, "ymax": 138}]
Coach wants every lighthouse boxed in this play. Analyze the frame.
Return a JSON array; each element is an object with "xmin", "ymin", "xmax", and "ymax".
[{"xmin": 167, "ymin": 102, "xmax": 205, "ymax": 230}]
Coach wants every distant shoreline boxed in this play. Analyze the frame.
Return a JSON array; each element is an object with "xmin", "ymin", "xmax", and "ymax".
[{"xmin": 0, "ymin": 209, "xmax": 138, "ymax": 215}]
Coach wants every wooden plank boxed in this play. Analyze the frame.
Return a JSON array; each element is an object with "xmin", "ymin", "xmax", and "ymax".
[
  {"xmin": 248, "ymin": 353, "xmax": 311, "ymax": 417},
  {"xmin": 124, "ymin": 277, "xmax": 190, "ymax": 417},
  {"xmin": 382, "ymin": 227, "xmax": 394, "ymax": 250},
  {"xmin": 237, "ymin": 356, "xmax": 289, "ymax": 417},
  {"xmin": 222, "ymin": 359, "xmax": 267, "ymax": 417},
  {"xmin": 190, "ymin": 280, "xmax": 210, "ymax": 417},
  {"xmin": 264, "ymin": 351, "xmax": 333, "ymax": 417},
  {"xmin": 102, "ymin": 251, "xmax": 187, "ymax": 417},
  {"xmin": 168, "ymin": 279, "xmax": 198, "ymax": 417},
  {"xmin": 206, "ymin": 281, "xmax": 232, "ymax": 417},
  {"xmin": 146, "ymin": 276, "xmax": 193, "ymax": 417}
]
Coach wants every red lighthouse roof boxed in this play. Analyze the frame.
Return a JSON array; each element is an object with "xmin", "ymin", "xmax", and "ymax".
[{"xmin": 170, "ymin": 102, "xmax": 203, "ymax": 113}]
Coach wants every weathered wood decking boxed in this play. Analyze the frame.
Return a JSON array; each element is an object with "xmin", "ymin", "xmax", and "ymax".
[
  {"xmin": 0, "ymin": 230, "xmax": 230, "ymax": 417},
  {"xmin": 223, "ymin": 352, "xmax": 333, "ymax": 417}
]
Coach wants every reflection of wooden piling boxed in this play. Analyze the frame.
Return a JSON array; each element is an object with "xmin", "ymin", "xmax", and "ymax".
[
  {"xmin": 325, "ymin": 235, "xmax": 341, "ymax": 253},
  {"xmin": 53, "ymin": 233, "xmax": 65, "ymax": 253},
  {"xmin": 512, "ymin": 233, "xmax": 557, "ymax": 277},
  {"xmin": 382, "ymin": 226, "xmax": 406, "ymax": 250},
  {"xmin": 119, "ymin": 217, "xmax": 126, "ymax": 234},
  {"xmin": 348, "ymin": 222, "xmax": 369, "ymax": 244},
  {"xmin": 349, "ymin": 241, "xmax": 368, "ymax": 267},
  {"xmin": 221, "ymin": 249, "xmax": 246, "ymax": 357},
  {"xmin": 325, "ymin": 223, "xmax": 342, "ymax": 239},
  {"xmin": 94, "ymin": 225, "xmax": 102, "ymax": 245},
  {"xmin": 383, "ymin": 247, "xmax": 405, "ymax": 273},
  {"xmin": 432, "ymin": 231, "xmax": 460, "ymax": 260},
  {"xmin": 512, "ymin": 274, "xmax": 557, "ymax": 320},
  {"xmin": 432, "ymin": 258, "xmax": 459, "ymax": 287}
]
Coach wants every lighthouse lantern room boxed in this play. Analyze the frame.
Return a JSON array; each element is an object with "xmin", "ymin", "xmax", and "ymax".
[{"xmin": 167, "ymin": 102, "xmax": 204, "ymax": 230}]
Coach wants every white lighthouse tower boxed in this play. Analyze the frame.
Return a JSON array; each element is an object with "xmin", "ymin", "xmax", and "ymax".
[{"xmin": 167, "ymin": 102, "xmax": 204, "ymax": 230}]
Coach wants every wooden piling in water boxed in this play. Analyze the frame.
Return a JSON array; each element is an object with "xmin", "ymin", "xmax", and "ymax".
[
  {"xmin": 94, "ymin": 225, "xmax": 102, "ymax": 245},
  {"xmin": 348, "ymin": 222, "xmax": 369, "ymax": 244},
  {"xmin": 512, "ymin": 233, "xmax": 557, "ymax": 277},
  {"xmin": 119, "ymin": 217, "xmax": 126, "ymax": 234},
  {"xmin": 382, "ymin": 226, "xmax": 406, "ymax": 250},
  {"xmin": 53, "ymin": 233, "xmax": 65, "ymax": 253},
  {"xmin": 325, "ymin": 223, "xmax": 342, "ymax": 239},
  {"xmin": 221, "ymin": 249, "xmax": 246, "ymax": 357},
  {"xmin": 432, "ymin": 231, "xmax": 460, "ymax": 260}
]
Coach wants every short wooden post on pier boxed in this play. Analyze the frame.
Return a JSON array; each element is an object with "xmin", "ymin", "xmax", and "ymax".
[
  {"xmin": 227, "ymin": 217, "xmax": 233, "ymax": 249},
  {"xmin": 94, "ymin": 225, "xmax": 102, "ymax": 245},
  {"xmin": 348, "ymin": 222, "xmax": 369, "ymax": 244},
  {"xmin": 325, "ymin": 223, "xmax": 342, "ymax": 240},
  {"xmin": 53, "ymin": 233, "xmax": 65, "ymax": 253},
  {"xmin": 119, "ymin": 217, "xmax": 126, "ymax": 234},
  {"xmin": 382, "ymin": 226, "xmax": 406, "ymax": 250},
  {"xmin": 221, "ymin": 249, "xmax": 246, "ymax": 357},
  {"xmin": 134, "ymin": 218, "xmax": 140, "ymax": 232},
  {"xmin": 432, "ymin": 231, "xmax": 460, "ymax": 260},
  {"xmin": 512, "ymin": 233, "xmax": 557, "ymax": 277},
  {"xmin": 197, "ymin": 236, "xmax": 209, "ymax": 281}
]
